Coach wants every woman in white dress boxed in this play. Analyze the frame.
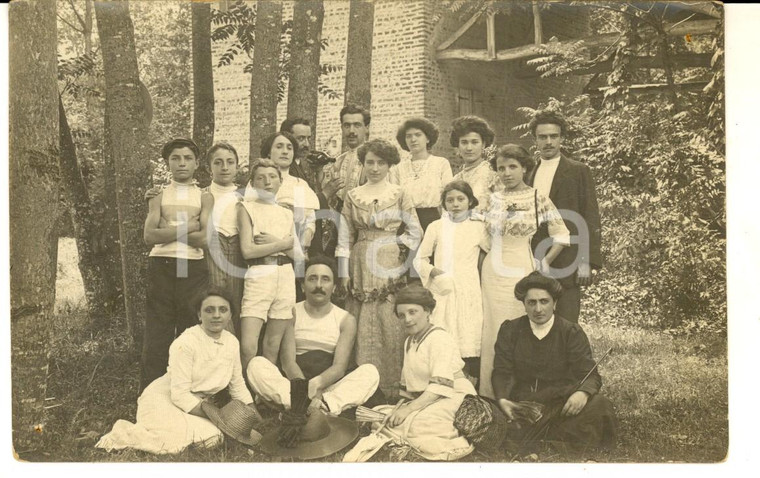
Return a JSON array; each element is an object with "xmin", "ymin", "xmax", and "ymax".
[
  {"xmin": 96, "ymin": 289, "xmax": 256, "ymax": 454},
  {"xmin": 413, "ymin": 180, "xmax": 488, "ymax": 381},
  {"xmin": 389, "ymin": 117, "xmax": 453, "ymax": 233},
  {"xmin": 478, "ymin": 144, "xmax": 570, "ymax": 399},
  {"xmin": 378, "ymin": 284, "xmax": 475, "ymax": 461}
]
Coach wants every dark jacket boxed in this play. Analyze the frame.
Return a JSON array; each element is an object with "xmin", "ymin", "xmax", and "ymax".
[
  {"xmin": 491, "ymin": 315, "xmax": 602, "ymax": 404},
  {"xmin": 527, "ymin": 155, "xmax": 602, "ymax": 287}
]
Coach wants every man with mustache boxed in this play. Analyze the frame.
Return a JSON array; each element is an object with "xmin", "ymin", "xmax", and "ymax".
[
  {"xmin": 247, "ymin": 255, "xmax": 379, "ymax": 415},
  {"xmin": 526, "ymin": 110, "xmax": 602, "ymax": 323},
  {"xmin": 322, "ymin": 104, "xmax": 370, "ymax": 212}
]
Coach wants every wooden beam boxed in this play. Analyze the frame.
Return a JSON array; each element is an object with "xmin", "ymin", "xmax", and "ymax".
[
  {"xmin": 486, "ymin": 11, "xmax": 496, "ymax": 59},
  {"xmin": 594, "ymin": 81, "xmax": 709, "ymax": 95},
  {"xmin": 436, "ymin": 10, "xmax": 484, "ymax": 52},
  {"xmin": 532, "ymin": 1, "xmax": 543, "ymax": 45},
  {"xmin": 437, "ymin": 19, "xmax": 718, "ymax": 62},
  {"xmin": 514, "ymin": 53, "xmax": 713, "ymax": 78}
]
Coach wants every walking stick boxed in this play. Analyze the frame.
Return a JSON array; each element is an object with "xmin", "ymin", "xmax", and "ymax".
[{"xmin": 511, "ymin": 347, "xmax": 613, "ymax": 460}]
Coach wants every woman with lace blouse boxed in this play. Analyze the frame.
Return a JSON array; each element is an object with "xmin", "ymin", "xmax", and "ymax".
[
  {"xmin": 389, "ymin": 117, "xmax": 453, "ymax": 233},
  {"xmin": 478, "ymin": 144, "xmax": 570, "ymax": 399},
  {"xmin": 336, "ymin": 139, "xmax": 422, "ymax": 396}
]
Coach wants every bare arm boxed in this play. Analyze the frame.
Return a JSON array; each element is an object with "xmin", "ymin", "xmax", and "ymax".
[
  {"xmin": 387, "ymin": 390, "xmax": 442, "ymax": 427},
  {"xmin": 237, "ymin": 203, "xmax": 294, "ymax": 260},
  {"xmin": 186, "ymin": 191, "xmax": 214, "ymax": 249},
  {"xmin": 279, "ymin": 318, "xmax": 305, "ymax": 380},
  {"xmin": 143, "ymin": 193, "xmax": 199, "ymax": 245}
]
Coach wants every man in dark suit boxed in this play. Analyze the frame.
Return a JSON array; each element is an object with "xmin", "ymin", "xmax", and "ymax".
[{"xmin": 526, "ymin": 110, "xmax": 602, "ymax": 323}]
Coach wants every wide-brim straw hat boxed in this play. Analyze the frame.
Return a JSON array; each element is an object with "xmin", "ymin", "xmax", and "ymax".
[
  {"xmin": 260, "ymin": 409, "xmax": 359, "ymax": 460},
  {"xmin": 202, "ymin": 399, "xmax": 263, "ymax": 447}
]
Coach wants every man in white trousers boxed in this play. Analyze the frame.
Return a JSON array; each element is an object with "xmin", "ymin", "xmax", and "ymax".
[{"xmin": 247, "ymin": 255, "xmax": 379, "ymax": 415}]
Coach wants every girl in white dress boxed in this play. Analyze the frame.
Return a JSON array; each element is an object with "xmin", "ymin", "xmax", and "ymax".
[
  {"xmin": 479, "ymin": 144, "xmax": 570, "ymax": 399},
  {"xmin": 413, "ymin": 180, "xmax": 488, "ymax": 381}
]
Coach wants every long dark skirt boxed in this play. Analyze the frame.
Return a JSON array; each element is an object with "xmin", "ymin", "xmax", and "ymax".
[{"xmin": 511, "ymin": 394, "xmax": 618, "ymax": 451}]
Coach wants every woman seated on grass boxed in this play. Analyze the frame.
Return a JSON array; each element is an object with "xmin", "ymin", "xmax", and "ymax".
[
  {"xmin": 96, "ymin": 288, "xmax": 257, "ymax": 455},
  {"xmin": 374, "ymin": 284, "xmax": 475, "ymax": 461},
  {"xmin": 492, "ymin": 271, "xmax": 618, "ymax": 451}
]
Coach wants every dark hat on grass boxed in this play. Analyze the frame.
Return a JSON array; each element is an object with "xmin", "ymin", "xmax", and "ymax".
[
  {"xmin": 202, "ymin": 399, "xmax": 263, "ymax": 447},
  {"xmin": 260, "ymin": 409, "xmax": 358, "ymax": 460}
]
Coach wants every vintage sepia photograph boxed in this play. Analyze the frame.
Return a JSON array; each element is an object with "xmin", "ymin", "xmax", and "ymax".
[{"xmin": 5, "ymin": 0, "xmax": 737, "ymax": 468}]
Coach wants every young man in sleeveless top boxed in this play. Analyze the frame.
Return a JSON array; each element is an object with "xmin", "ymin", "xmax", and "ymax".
[
  {"xmin": 141, "ymin": 138, "xmax": 213, "ymax": 391},
  {"xmin": 247, "ymin": 256, "xmax": 379, "ymax": 415}
]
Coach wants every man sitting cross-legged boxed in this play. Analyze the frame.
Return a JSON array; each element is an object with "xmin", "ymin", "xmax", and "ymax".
[{"xmin": 247, "ymin": 256, "xmax": 379, "ymax": 415}]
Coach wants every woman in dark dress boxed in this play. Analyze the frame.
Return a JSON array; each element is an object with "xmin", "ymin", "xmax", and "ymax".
[{"xmin": 491, "ymin": 271, "xmax": 617, "ymax": 450}]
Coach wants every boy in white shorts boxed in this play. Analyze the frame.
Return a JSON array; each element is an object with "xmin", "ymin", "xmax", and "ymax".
[{"xmin": 237, "ymin": 159, "xmax": 303, "ymax": 373}]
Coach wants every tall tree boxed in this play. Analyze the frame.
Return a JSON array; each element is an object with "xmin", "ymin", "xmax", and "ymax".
[
  {"xmin": 344, "ymin": 0, "xmax": 374, "ymax": 110},
  {"xmin": 249, "ymin": 1, "xmax": 283, "ymax": 159},
  {"xmin": 58, "ymin": 0, "xmax": 127, "ymax": 324},
  {"xmin": 95, "ymin": 0, "xmax": 153, "ymax": 345},
  {"xmin": 286, "ymin": 0, "xmax": 325, "ymax": 128},
  {"xmin": 9, "ymin": 0, "xmax": 60, "ymax": 455},
  {"xmin": 192, "ymin": 1, "xmax": 215, "ymax": 185}
]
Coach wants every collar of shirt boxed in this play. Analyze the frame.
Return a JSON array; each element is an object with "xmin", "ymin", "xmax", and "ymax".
[
  {"xmin": 529, "ymin": 315, "xmax": 555, "ymax": 340},
  {"xmin": 209, "ymin": 182, "xmax": 238, "ymax": 194}
]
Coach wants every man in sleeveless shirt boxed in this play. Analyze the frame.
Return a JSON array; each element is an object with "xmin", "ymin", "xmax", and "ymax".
[
  {"xmin": 141, "ymin": 138, "xmax": 213, "ymax": 391},
  {"xmin": 247, "ymin": 256, "xmax": 379, "ymax": 414}
]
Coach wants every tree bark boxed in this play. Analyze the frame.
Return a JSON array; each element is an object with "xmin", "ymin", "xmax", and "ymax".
[
  {"xmin": 192, "ymin": 1, "xmax": 215, "ymax": 186},
  {"xmin": 9, "ymin": 0, "xmax": 60, "ymax": 455},
  {"xmin": 59, "ymin": 96, "xmax": 125, "ymax": 325},
  {"xmin": 249, "ymin": 0, "xmax": 282, "ymax": 160},
  {"xmin": 287, "ymin": 0, "xmax": 324, "ymax": 129},
  {"xmin": 344, "ymin": 0, "xmax": 374, "ymax": 111},
  {"xmin": 95, "ymin": 0, "xmax": 153, "ymax": 346}
]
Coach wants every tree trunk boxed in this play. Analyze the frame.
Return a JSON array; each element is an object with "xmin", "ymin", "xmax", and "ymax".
[
  {"xmin": 95, "ymin": 0, "xmax": 153, "ymax": 346},
  {"xmin": 249, "ymin": 0, "xmax": 282, "ymax": 160},
  {"xmin": 9, "ymin": 0, "xmax": 60, "ymax": 456},
  {"xmin": 192, "ymin": 1, "xmax": 214, "ymax": 186},
  {"xmin": 344, "ymin": 0, "xmax": 374, "ymax": 111},
  {"xmin": 287, "ymin": 0, "xmax": 324, "ymax": 129},
  {"xmin": 59, "ymin": 96, "xmax": 124, "ymax": 325}
]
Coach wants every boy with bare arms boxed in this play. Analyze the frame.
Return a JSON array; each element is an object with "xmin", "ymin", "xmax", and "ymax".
[{"xmin": 141, "ymin": 138, "xmax": 214, "ymax": 391}]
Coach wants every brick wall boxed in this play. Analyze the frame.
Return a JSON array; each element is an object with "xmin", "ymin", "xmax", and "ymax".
[{"xmin": 210, "ymin": 0, "xmax": 589, "ymax": 163}]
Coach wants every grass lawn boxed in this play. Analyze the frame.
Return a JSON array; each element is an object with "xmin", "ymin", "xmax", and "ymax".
[{"xmin": 26, "ymin": 303, "xmax": 727, "ymax": 464}]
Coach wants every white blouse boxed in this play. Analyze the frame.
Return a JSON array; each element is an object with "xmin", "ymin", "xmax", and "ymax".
[
  {"xmin": 167, "ymin": 325, "xmax": 253, "ymax": 413},
  {"xmin": 401, "ymin": 326, "xmax": 466, "ymax": 399},
  {"xmin": 389, "ymin": 155, "xmax": 453, "ymax": 208}
]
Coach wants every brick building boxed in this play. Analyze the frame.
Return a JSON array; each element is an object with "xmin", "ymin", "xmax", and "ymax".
[{"xmin": 211, "ymin": 0, "xmax": 590, "ymax": 163}]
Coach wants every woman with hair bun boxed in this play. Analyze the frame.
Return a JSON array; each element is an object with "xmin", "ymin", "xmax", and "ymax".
[
  {"xmin": 478, "ymin": 144, "xmax": 570, "ymax": 399},
  {"xmin": 449, "ymin": 115, "xmax": 501, "ymax": 210},
  {"xmin": 336, "ymin": 139, "xmax": 422, "ymax": 397},
  {"xmin": 390, "ymin": 117, "xmax": 453, "ymax": 233},
  {"xmin": 370, "ymin": 284, "xmax": 475, "ymax": 461}
]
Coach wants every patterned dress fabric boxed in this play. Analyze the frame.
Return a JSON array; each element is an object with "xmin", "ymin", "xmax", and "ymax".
[
  {"xmin": 336, "ymin": 183, "xmax": 421, "ymax": 395},
  {"xmin": 478, "ymin": 187, "xmax": 570, "ymax": 399}
]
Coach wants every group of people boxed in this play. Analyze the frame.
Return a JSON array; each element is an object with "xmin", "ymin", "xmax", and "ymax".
[{"xmin": 96, "ymin": 104, "xmax": 616, "ymax": 459}]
